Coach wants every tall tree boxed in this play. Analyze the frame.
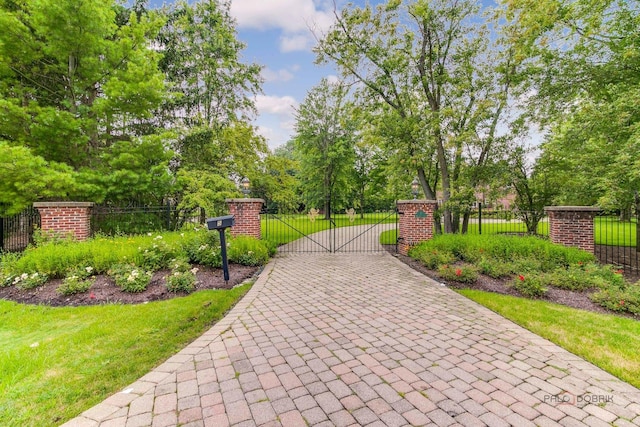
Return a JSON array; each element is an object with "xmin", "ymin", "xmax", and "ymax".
[
  {"xmin": 155, "ymin": 0, "xmax": 266, "ymax": 215},
  {"xmin": 0, "ymin": 0, "xmax": 166, "ymax": 164},
  {"xmin": 293, "ymin": 79, "xmax": 357, "ymax": 219},
  {"xmin": 316, "ymin": 0, "xmax": 519, "ymax": 233},
  {"xmin": 504, "ymin": 0, "xmax": 640, "ymax": 214},
  {"xmin": 156, "ymin": 0, "xmax": 261, "ymax": 130},
  {"xmin": 0, "ymin": 0, "xmax": 167, "ymax": 206}
]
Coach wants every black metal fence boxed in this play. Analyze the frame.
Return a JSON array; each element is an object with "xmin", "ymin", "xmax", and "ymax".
[
  {"xmin": 91, "ymin": 204, "xmax": 205, "ymax": 236},
  {"xmin": 0, "ymin": 207, "xmax": 40, "ymax": 253},
  {"xmin": 455, "ymin": 205, "xmax": 549, "ymax": 236},
  {"xmin": 594, "ymin": 213, "xmax": 640, "ymax": 279}
]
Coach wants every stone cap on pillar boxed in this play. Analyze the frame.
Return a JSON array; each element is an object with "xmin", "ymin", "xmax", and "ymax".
[
  {"xmin": 34, "ymin": 201, "xmax": 95, "ymax": 208},
  {"xmin": 225, "ymin": 198, "xmax": 265, "ymax": 204},
  {"xmin": 397, "ymin": 199, "xmax": 438, "ymax": 204},
  {"xmin": 544, "ymin": 206, "xmax": 600, "ymax": 212}
]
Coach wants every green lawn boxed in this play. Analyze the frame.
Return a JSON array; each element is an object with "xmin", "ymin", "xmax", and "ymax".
[
  {"xmin": 0, "ymin": 285, "xmax": 250, "ymax": 427},
  {"xmin": 459, "ymin": 289, "xmax": 640, "ymax": 389},
  {"xmin": 595, "ymin": 216, "xmax": 638, "ymax": 247}
]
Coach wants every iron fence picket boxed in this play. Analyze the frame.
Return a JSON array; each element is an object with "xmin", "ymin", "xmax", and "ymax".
[
  {"xmin": 90, "ymin": 204, "xmax": 204, "ymax": 236},
  {"xmin": 594, "ymin": 212, "xmax": 639, "ymax": 280},
  {"xmin": 0, "ymin": 207, "xmax": 40, "ymax": 253}
]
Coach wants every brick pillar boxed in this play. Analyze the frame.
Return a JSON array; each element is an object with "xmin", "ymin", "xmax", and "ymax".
[
  {"xmin": 33, "ymin": 202, "xmax": 94, "ymax": 241},
  {"xmin": 397, "ymin": 200, "xmax": 438, "ymax": 256},
  {"xmin": 544, "ymin": 206, "xmax": 600, "ymax": 253},
  {"xmin": 226, "ymin": 198, "xmax": 264, "ymax": 239}
]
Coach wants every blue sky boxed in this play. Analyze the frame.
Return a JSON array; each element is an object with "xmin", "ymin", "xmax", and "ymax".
[
  {"xmin": 149, "ymin": 0, "xmax": 386, "ymax": 150},
  {"xmin": 226, "ymin": 0, "xmax": 389, "ymax": 151}
]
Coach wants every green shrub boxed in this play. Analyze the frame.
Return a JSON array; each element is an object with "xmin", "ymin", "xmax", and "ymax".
[
  {"xmin": 410, "ymin": 234, "xmax": 596, "ymax": 274},
  {"xmin": 109, "ymin": 264, "xmax": 152, "ymax": 293},
  {"xmin": 9, "ymin": 232, "xmax": 188, "ymax": 279},
  {"xmin": 545, "ymin": 264, "xmax": 607, "ymax": 291},
  {"xmin": 139, "ymin": 240, "xmax": 182, "ymax": 271},
  {"xmin": 477, "ymin": 257, "xmax": 513, "ymax": 278},
  {"xmin": 591, "ymin": 264, "xmax": 627, "ymax": 289},
  {"xmin": 165, "ymin": 258, "xmax": 197, "ymax": 293},
  {"xmin": 437, "ymin": 264, "xmax": 478, "ymax": 283},
  {"xmin": 228, "ymin": 236, "xmax": 270, "ymax": 266},
  {"xmin": 12, "ymin": 272, "xmax": 48, "ymax": 290},
  {"xmin": 183, "ymin": 232, "xmax": 222, "ymax": 267},
  {"xmin": 409, "ymin": 244, "xmax": 456, "ymax": 269},
  {"xmin": 511, "ymin": 273, "xmax": 547, "ymax": 298},
  {"xmin": 57, "ymin": 276, "xmax": 94, "ymax": 296},
  {"xmin": 591, "ymin": 283, "xmax": 640, "ymax": 316},
  {"xmin": 57, "ymin": 266, "xmax": 96, "ymax": 295}
]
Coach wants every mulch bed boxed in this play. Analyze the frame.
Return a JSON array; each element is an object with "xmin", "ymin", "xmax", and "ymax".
[
  {"xmin": 0, "ymin": 264, "xmax": 260, "ymax": 307},
  {"xmin": 385, "ymin": 246, "xmax": 638, "ymax": 320}
]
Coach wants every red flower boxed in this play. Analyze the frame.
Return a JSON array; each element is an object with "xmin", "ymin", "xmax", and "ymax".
[
  {"xmin": 455, "ymin": 269, "xmax": 462, "ymax": 276},
  {"xmin": 89, "ymin": 292, "xmax": 96, "ymax": 300},
  {"xmin": 616, "ymin": 269, "xmax": 623, "ymax": 275},
  {"xmin": 578, "ymin": 261, "xmax": 583, "ymax": 266},
  {"xmin": 518, "ymin": 275, "xmax": 525, "ymax": 282},
  {"xmin": 620, "ymin": 300, "xmax": 625, "ymax": 306}
]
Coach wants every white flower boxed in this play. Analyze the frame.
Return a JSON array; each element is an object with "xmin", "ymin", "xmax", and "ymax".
[
  {"xmin": 190, "ymin": 268, "xmax": 199, "ymax": 274},
  {"xmin": 85, "ymin": 267, "xmax": 93, "ymax": 273},
  {"xmin": 154, "ymin": 235, "xmax": 163, "ymax": 240},
  {"xmin": 127, "ymin": 275, "xmax": 135, "ymax": 282},
  {"xmin": 248, "ymin": 251, "xmax": 254, "ymax": 255},
  {"xmin": 31, "ymin": 273, "xmax": 39, "ymax": 278},
  {"xmin": 147, "ymin": 233, "xmax": 152, "ymax": 236},
  {"xmin": 21, "ymin": 273, "xmax": 28, "ymax": 280},
  {"xmin": 173, "ymin": 272, "xmax": 180, "ymax": 276},
  {"xmin": 199, "ymin": 245, "xmax": 208, "ymax": 251},
  {"xmin": 180, "ymin": 233, "xmax": 184, "ymax": 237}
]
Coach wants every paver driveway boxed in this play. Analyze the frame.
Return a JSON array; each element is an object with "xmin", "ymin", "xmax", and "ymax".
[{"xmin": 63, "ymin": 252, "xmax": 640, "ymax": 427}]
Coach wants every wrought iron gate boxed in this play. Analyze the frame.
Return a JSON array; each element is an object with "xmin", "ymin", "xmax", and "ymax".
[{"xmin": 261, "ymin": 209, "xmax": 398, "ymax": 253}]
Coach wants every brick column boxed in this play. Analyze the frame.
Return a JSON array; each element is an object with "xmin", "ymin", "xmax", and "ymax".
[
  {"xmin": 33, "ymin": 202, "xmax": 94, "ymax": 241},
  {"xmin": 226, "ymin": 198, "xmax": 264, "ymax": 239},
  {"xmin": 544, "ymin": 206, "xmax": 600, "ymax": 253},
  {"xmin": 397, "ymin": 200, "xmax": 438, "ymax": 256}
]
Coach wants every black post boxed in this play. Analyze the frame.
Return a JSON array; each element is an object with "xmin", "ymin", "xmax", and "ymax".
[
  {"xmin": 395, "ymin": 207, "xmax": 399, "ymax": 254},
  {"xmin": 166, "ymin": 200, "xmax": 172, "ymax": 230},
  {"xmin": 478, "ymin": 202, "xmax": 482, "ymax": 235},
  {"xmin": 218, "ymin": 229, "xmax": 230, "ymax": 283},
  {"xmin": 0, "ymin": 217, "xmax": 4, "ymax": 252}
]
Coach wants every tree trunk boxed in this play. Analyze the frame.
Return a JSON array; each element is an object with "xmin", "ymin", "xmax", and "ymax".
[
  {"xmin": 417, "ymin": 166, "xmax": 441, "ymax": 234},
  {"xmin": 461, "ymin": 211, "xmax": 470, "ymax": 234}
]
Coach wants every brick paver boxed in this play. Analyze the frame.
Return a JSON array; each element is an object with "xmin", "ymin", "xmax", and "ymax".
[{"xmin": 62, "ymin": 246, "xmax": 640, "ymax": 426}]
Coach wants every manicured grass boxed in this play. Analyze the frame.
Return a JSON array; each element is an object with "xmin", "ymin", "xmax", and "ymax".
[
  {"xmin": 0, "ymin": 285, "xmax": 250, "ymax": 427},
  {"xmin": 262, "ymin": 212, "xmax": 397, "ymax": 246},
  {"xmin": 595, "ymin": 216, "xmax": 637, "ymax": 247},
  {"xmin": 465, "ymin": 220, "xmax": 549, "ymax": 236},
  {"xmin": 459, "ymin": 289, "xmax": 640, "ymax": 389},
  {"xmin": 379, "ymin": 229, "xmax": 397, "ymax": 245}
]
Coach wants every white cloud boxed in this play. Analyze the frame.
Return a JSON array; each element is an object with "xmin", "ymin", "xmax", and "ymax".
[
  {"xmin": 261, "ymin": 67, "xmax": 295, "ymax": 83},
  {"xmin": 255, "ymin": 94, "xmax": 299, "ymax": 117},
  {"xmin": 280, "ymin": 35, "xmax": 311, "ymax": 53},
  {"xmin": 229, "ymin": 0, "xmax": 335, "ymax": 52},
  {"xmin": 256, "ymin": 125, "xmax": 276, "ymax": 141},
  {"xmin": 326, "ymin": 74, "xmax": 340, "ymax": 85},
  {"xmin": 230, "ymin": 0, "xmax": 334, "ymax": 33}
]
